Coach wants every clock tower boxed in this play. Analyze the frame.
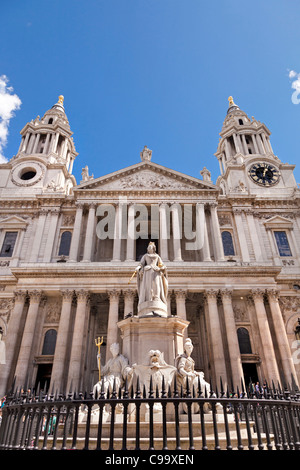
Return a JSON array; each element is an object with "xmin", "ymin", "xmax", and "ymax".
[{"xmin": 215, "ymin": 97, "xmax": 298, "ymax": 197}]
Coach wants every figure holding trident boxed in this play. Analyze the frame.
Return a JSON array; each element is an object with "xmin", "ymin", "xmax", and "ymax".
[{"xmin": 95, "ymin": 336, "xmax": 103, "ymax": 383}]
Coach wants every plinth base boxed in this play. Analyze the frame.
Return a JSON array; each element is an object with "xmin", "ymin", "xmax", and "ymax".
[{"xmin": 117, "ymin": 315, "xmax": 189, "ymax": 366}]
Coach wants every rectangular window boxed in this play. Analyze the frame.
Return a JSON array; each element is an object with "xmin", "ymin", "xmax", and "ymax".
[
  {"xmin": 274, "ymin": 231, "xmax": 292, "ymax": 257},
  {"xmin": 0, "ymin": 231, "xmax": 18, "ymax": 257}
]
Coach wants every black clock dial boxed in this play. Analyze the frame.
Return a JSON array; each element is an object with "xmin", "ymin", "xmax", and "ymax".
[{"xmin": 248, "ymin": 163, "xmax": 280, "ymax": 186}]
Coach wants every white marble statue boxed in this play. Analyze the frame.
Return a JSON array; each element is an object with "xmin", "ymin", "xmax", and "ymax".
[
  {"xmin": 93, "ymin": 343, "xmax": 132, "ymax": 397},
  {"xmin": 175, "ymin": 338, "xmax": 210, "ymax": 394},
  {"xmin": 135, "ymin": 241, "xmax": 168, "ymax": 316},
  {"xmin": 131, "ymin": 349, "xmax": 177, "ymax": 395}
]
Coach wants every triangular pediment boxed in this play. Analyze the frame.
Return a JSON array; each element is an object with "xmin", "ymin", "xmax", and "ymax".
[
  {"xmin": 263, "ymin": 215, "xmax": 293, "ymax": 228},
  {"xmin": 0, "ymin": 216, "xmax": 29, "ymax": 229},
  {"xmin": 75, "ymin": 161, "xmax": 217, "ymax": 192}
]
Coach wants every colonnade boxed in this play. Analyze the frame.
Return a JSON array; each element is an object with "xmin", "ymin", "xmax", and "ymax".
[
  {"xmin": 1, "ymin": 285, "xmax": 298, "ymax": 396},
  {"xmin": 68, "ymin": 201, "xmax": 225, "ymax": 263}
]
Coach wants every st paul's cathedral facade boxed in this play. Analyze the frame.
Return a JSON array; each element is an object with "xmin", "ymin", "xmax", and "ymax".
[{"xmin": 0, "ymin": 95, "xmax": 299, "ymax": 397}]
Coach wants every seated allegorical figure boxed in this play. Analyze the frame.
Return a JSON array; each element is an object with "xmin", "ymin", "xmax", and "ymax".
[{"xmin": 93, "ymin": 342, "xmax": 132, "ymax": 397}]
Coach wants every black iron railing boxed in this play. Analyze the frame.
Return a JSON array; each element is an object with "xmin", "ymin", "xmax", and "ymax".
[{"xmin": 0, "ymin": 378, "xmax": 300, "ymax": 451}]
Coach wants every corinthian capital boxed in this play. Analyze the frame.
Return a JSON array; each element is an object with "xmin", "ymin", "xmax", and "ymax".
[
  {"xmin": 75, "ymin": 289, "xmax": 90, "ymax": 302},
  {"xmin": 28, "ymin": 290, "xmax": 43, "ymax": 303},
  {"xmin": 250, "ymin": 288, "xmax": 265, "ymax": 301},
  {"xmin": 266, "ymin": 288, "xmax": 280, "ymax": 301},
  {"xmin": 220, "ymin": 288, "xmax": 233, "ymax": 301},
  {"xmin": 204, "ymin": 289, "xmax": 218, "ymax": 301},
  {"xmin": 174, "ymin": 289, "xmax": 186, "ymax": 300},
  {"xmin": 107, "ymin": 289, "xmax": 120, "ymax": 302}
]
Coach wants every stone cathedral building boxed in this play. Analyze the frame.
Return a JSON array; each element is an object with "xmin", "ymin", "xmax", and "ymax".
[{"xmin": 0, "ymin": 94, "xmax": 299, "ymax": 398}]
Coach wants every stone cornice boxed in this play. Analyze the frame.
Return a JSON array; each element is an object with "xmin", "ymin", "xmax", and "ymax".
[{"xmin": 10, "ymin": 264, "xmax": 282, "ymax": 280}]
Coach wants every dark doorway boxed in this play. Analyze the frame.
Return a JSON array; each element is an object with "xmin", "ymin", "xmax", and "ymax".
[
  {"xmin": 242, "ymin": 363, "xmax": 258, "ymax": 391},
  {"xmin": 35, "ymin": 364, "xmax": 53, "ymax": 391}
]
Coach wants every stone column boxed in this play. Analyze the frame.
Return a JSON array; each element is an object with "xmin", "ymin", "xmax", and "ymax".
[
  {"xmin": 43, "ymin": 209, "xmax": 60, "ymax": 262},
  {"xmin": 32, "ymin": 133, "xmax": 41, "ymax": 153},
  {"xmin": 245, "ymin": 210, "xmax": 263, "ymax": 262},
  {"xmin": 50, "ymin": 290, "xmax": 74, "ymax": 391},
  {"xmin": 175, "ymin": 289, "xmax": 188, "ymax": 338},
  {"xmin": 174, "ymin": 289, "xmax": 187, "ymax": 321},
  {"xmin": 266, "ymin": 289, "xmax": 299, "ymax": 386},
  {"xmin": 159, "ymin": 203, "xmax": 169, "ymax": 261},
  {"xmin": 106, "ymin": 290, "xmax": 120, "ymax": 359},
  {"xmin": 123, "ymin": 289, "xmax": 135, "ymax": 318},
  {"xmin": 82, "ymin": 202, "xmax": 96, "ymax": 262},
  {"xmin": 202, "ymin": 207, "xmax": 211, "ymax": 262},
  {"xmin": 209, "ymin": 203, "xmax": 225, "ymax": 261},
  {"xmin": 29, "ymin": 210, "xmax": 48, "ymax": 262},
  {"xmin": 0, "ymin": 290, "xmax": 27, "ymax": 394},
  {"xmin": 112, "ymin": 203, "xmax": 122, "ymax": 261},
  {"xmin": 126, "ymin": 203, "xmax": 135, "ymax": 262},
  {"xmin": 43, "ymin": 133, "xmax": 51, "ymax": 154},
  {"xmin": 251, "ymin": 134, "xmax": 259, "ymax": 154},
  {"xmin": 67, "ymin": 289, "xmax": 89, "ymax": 391},
  {"xmin": 68, "ymin": 203, "xmax": 84, "ymax": 262},
  {"xmin": 241, "ymin": 134, "xmax": 248, "ymax": 155},
  {"xmin": 233, "ymin": 209, "xmax": 250, "ymax": 263},
  {"xmin": 250, "ymin": 289, "xmax": 281, "ymax": 383},
  {"xmin": 14, "ymin": 290, "xmax": 43, "ymax": 388},
  {"xmin": 171, "ymin": 203, "xmax": 182, "ymax": 261},
  {"xmin": 220, "ymin": 289, "xmax": 245, "ymax": 388},
  {"xmin": 204, "ymin": 289, "xmax": 227, "ymax": 386}
]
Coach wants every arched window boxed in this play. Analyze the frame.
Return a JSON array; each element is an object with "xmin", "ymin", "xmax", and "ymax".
[
  {"xmin": 221, "ymin": 231, "xmax": 235, "ymax": 256},
  {"xmin": 58, "ymin": 231, "xmax": 72, "ymax": 256},
  {"xmin": 237, "ymin": 327, "xmax": 252, "ymax": 354},
  {"xmin": 42, "ymin": 329, "xmax": 57, "ymax": 355}
]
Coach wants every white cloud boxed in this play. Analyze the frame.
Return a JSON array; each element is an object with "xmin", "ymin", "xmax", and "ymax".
[{"xmin": 0, "ymin": 75, "xmax": 22, "ymax": 162}]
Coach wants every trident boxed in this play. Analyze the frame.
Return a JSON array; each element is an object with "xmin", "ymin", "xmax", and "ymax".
[{"xmin": 95, "ymin": 336, "xmax": 103, "ymax": 383}]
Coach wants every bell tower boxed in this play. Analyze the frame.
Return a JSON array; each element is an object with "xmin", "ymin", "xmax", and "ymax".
[
  {"xmin": 215, "ymin": 97, "xmax": 298, "ymax": 197},
  {"xmin": 0, "ymin": 95, "xmax": 78, "ymax": 196}
]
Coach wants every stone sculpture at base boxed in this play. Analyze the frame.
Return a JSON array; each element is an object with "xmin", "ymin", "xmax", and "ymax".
[
  {"xmin": 131, "ymin": 349, "xmax": 177, "ymax": 394},
  {"xmin": 93, "ymin": 343, "xmax": 132, "ymax": 397},
  {"xmin": 175, "ymin": 337, "xmax": 211, "ymax": 394}
]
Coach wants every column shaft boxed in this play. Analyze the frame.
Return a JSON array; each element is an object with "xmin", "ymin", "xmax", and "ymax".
[
  {"xmin": 171, "ymin": 204, "xmax": 182, "ymax": 261},
  {"xmin": 267, "ymin": 289, "xmax": 299, "ymax": 386},
  {"xmin": 68, "ymin": 203, "xmax": 84, "ymax": 262},
  {"xmin": 50, "ymin": 290, "xmax": 74, "ymax": 391},
  {"xmin": 126, "ymin": 203, "xmax": 135, "ymax": 261},
  {"xmin": 67, "ymin": 290, "xmax": 89, "ymax": 390},
  {"xmin": 14, "ymin": 291, "xmax": 42, "ymax": 387},
  {"xmin": 209, "ymin": 204, "xmax": 225, "ymax": 261},
  {"xmin": 205, "ymin": 289, "xmax": 227, "ymax": 386},
  {"xmin": 251, "ymin": 289, "xmax": 280, "ymax": 383},
  {"xmin": 82, "ymin": 203, "xmax": 96, "ymax": 262},
  {"xmin": 0, "ymin": 291, "xmax": 27, "ymax": 395},
  {"xmin": 159, "ymin": 203, "xmax": 169, "ymax": 261},
  {"xmin": 106, "ymin": 290, "xmax": 120, "ymax": 358},
  {"xmin": 220, "ymin": 289, "xmax": 244, "ymax": 388}
]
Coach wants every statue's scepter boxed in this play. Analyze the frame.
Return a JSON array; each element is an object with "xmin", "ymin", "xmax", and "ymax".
[
  {"xmin": 95, "ymin": 336, "xmax": 103, "ymax": 383},
  {"xmin": 128, "ymin": 270, "xmax": 137, "ymax": 284}
]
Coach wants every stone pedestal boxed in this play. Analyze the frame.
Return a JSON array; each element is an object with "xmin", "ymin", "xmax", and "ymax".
[
  {"xmin": 117, "ymin": 315, "xmax": 189, "ymax": 367},
  {"xmin": 138, "ymin": 299, "xmax": 168, "ymax": 318}
]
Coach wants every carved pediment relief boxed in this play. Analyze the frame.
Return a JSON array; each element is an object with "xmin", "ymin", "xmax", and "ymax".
[{"xmin": 76, "ymin": 162, "xmax": 217, "ymax": 192}]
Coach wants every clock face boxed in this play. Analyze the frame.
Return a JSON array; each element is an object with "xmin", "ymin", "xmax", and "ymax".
[{"xmin": 248, "ymin": 163, "xmax": 280, "ymax": 186}]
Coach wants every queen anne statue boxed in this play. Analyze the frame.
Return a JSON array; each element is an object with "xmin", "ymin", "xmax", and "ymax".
[{"xmin": 134, "ymin": 242, "xmax": 168, "ymax": 317}]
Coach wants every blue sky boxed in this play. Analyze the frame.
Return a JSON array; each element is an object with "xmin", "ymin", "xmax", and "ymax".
[{"xmin": 1, "ymin": 0, "xmax": 300, "ymax": 186}]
